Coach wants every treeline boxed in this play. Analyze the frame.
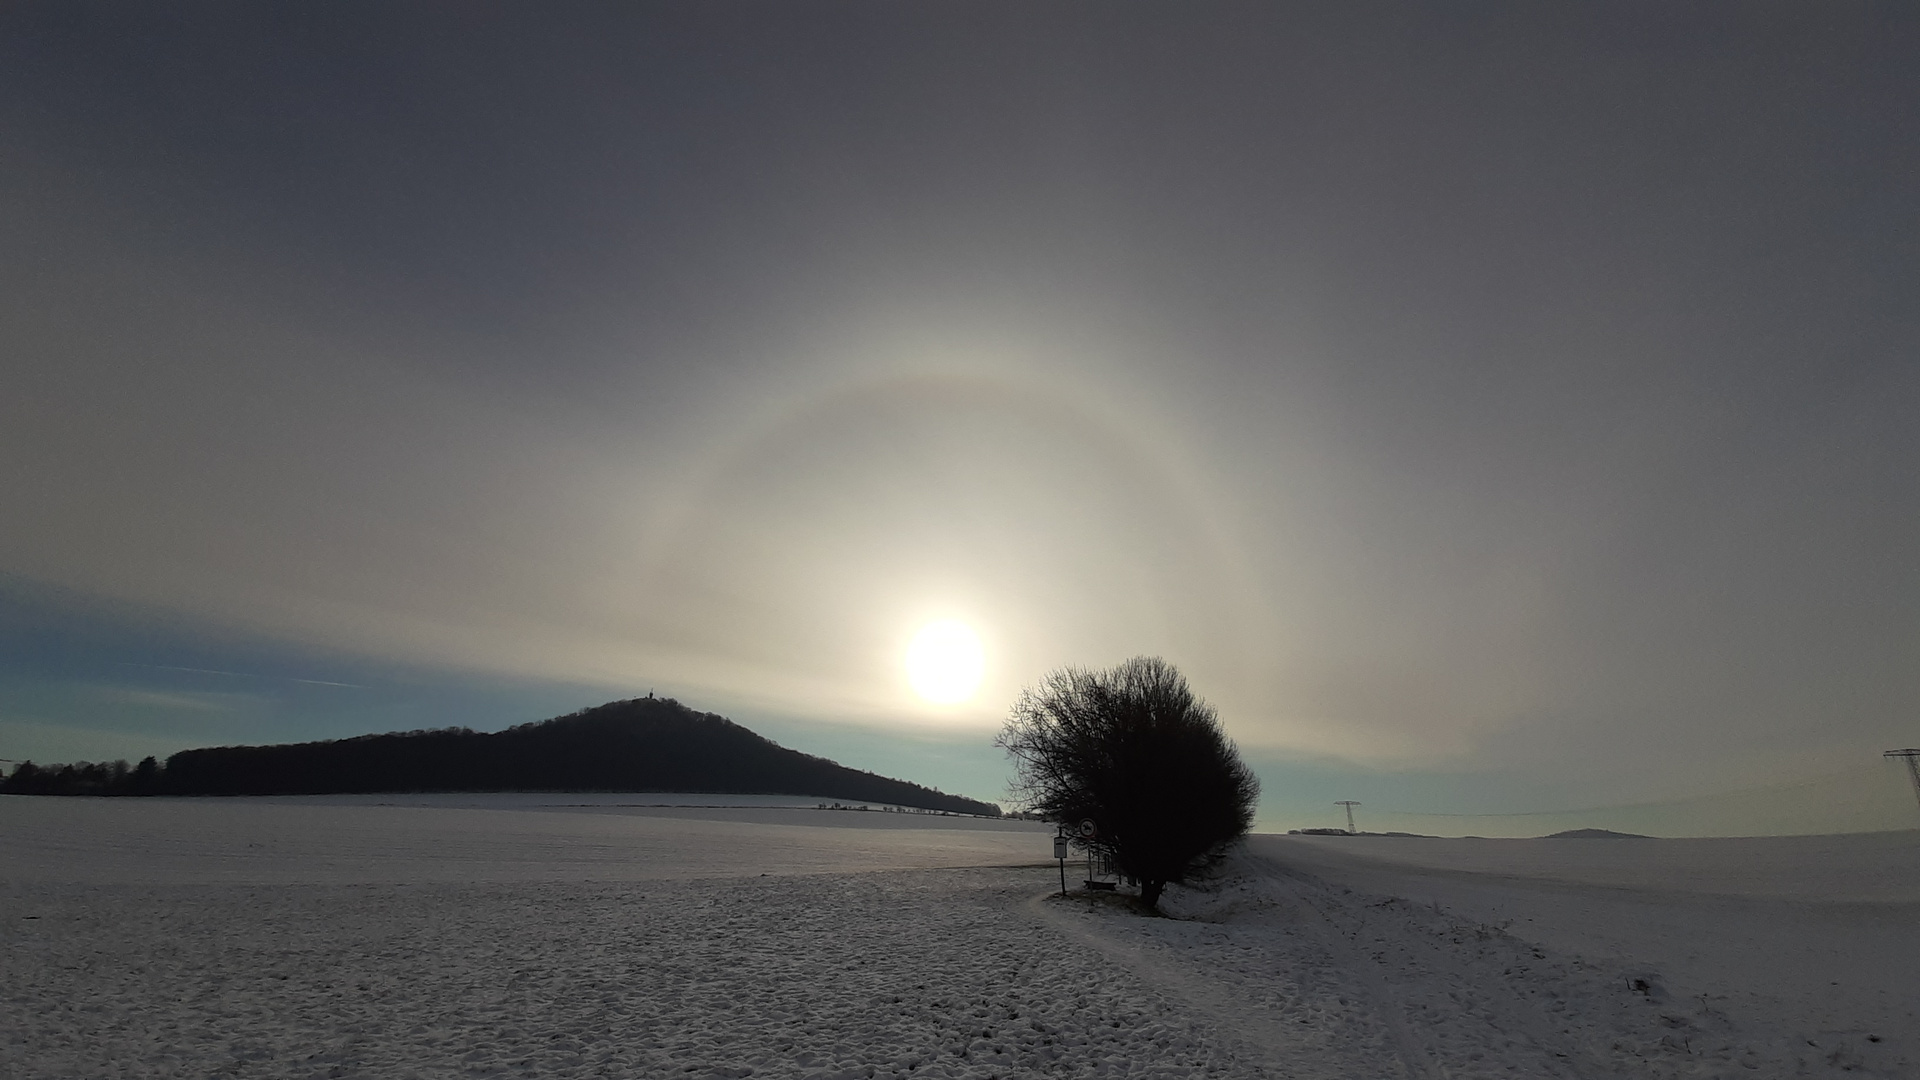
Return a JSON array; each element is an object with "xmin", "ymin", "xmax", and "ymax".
[
  {"xmin": 1, "ymin": 696, "xmax": 1001, "ymax": 816},
  {"xmin": 3, "ymin": 756, "xmax": 164, "ymax": 796}
]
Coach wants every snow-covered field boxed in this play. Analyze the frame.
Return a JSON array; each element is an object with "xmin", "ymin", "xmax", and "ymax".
[
  {"xmin": 4, "ymin": 796, "xmax": 1915, "ymax": 1078},
  {"xmin": 1255, "ymin": 832, "xmax": 1920, "ymax": 1077},
  {"xmin": 0, "ymin": 795, "xmax": 1042, "ymax": 886}
]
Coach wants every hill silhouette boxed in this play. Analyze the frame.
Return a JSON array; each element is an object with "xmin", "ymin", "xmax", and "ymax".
[
  {"xmin": 7, "ymin": 697, "xmax": 1000, "ymax": 815},
  {"xmin": 1544, "ymin": 828, "xmax": 1651, "ymax": 839}
]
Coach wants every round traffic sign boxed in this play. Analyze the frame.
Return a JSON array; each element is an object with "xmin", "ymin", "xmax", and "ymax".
[{"xmin": 1078, "ymin": 818, "xmax": 1098, "ymax": 840}]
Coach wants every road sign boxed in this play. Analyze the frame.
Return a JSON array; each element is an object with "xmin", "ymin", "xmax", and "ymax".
[{"xmin": 1078, "ymin": 818, "xmax": 1098, "ymax": 840}]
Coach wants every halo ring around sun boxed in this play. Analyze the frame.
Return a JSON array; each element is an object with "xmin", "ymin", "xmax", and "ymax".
[{"xmin": 905, "ymin": 620, "xmax": 984, "ymax": 704}]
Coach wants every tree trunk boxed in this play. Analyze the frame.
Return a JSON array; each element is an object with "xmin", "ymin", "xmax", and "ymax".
[{"xmin": 1140, "ymin": 879, "xmax": 1165, "ymax": 910}]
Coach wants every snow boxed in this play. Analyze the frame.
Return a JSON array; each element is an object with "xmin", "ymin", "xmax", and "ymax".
[
  {"xmin": 0, "ymin": 796, "xmax": 1042, "ymax": 886},
  {"xmin": 1271, "ymin": 830, "xmax": 1920, "ymax": 902},
  {"xmin": 1254, "ymin": 832, "xmax": 1920, "ymax": 1076},
  {"xmin": 222, "ymin": 792, "xmax": 992, "ymax": 813},
  {"xmin": 4, "ymin": 796, "xmax": 1915, "ymax": 1078}
]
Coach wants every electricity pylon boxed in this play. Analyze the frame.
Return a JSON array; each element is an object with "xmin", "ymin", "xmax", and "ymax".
[
  {"xmin": 1887, "ymin": 749, "xmax": 1920, "ymax": 815},
  {"xmin": 1336, "ymin": 800, "xmax": 1361, "ymax": 835}
]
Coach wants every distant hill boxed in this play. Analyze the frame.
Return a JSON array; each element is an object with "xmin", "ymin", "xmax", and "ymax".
[
  {"xmin": 1543, "ymin": 828, "xmax": 1651, "ymax": 839},
  {"xmin": 7, "ymin": 697, "xmax": 1000, "ymax": 816},
  {"xmin": 1288, "ymin": 829, "xmax": 1437, "ymax": 838}
]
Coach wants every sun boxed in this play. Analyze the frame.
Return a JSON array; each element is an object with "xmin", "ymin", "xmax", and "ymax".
[{"xmin": 904, "ymin": 620, "xmax": 985, "ymax": 704}]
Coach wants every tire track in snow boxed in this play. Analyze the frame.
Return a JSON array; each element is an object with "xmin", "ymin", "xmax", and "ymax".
[
  {"xmin": 1027, "ymin": 851, "xmax": 1661, "ymax": 1080},
  {"xmin": 1025, "ymin": 890, "xmax": 1306, "ymax": 1074},
  {"xmin": 1026, "ymin": 886, "xmax": 1418, "ymax": 1079},
  {"xmin": 1238, "ymin": 853, "xmax": 1614, "ymax": 1080},
  {"xmin": 1243, "ymin": 862, "xmax": 1447, "ymax": 1080}
]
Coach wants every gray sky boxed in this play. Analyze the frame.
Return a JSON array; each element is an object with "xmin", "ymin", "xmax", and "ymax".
[{"xmin": 4, "ymin": 3, "xmax": 1918, "ymax": 833}]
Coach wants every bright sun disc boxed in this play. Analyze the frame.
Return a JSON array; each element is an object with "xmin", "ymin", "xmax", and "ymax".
[{"xmin": 905, "ymin": 620, "xmax": 985, "ymax": 704}]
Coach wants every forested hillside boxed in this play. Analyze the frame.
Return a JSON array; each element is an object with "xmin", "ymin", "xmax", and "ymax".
[{"xmin": 2, "ymin": 697, "xmax": 999, "ymax": 816}]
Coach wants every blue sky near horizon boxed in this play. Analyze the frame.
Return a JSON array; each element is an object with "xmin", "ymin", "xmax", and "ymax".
[
  {"xmin": 0, "ymin": 577, "xmax": 603, "ymax": 759},
  {"xmin": 4, "ymin": 5, "xmax": 1920, "ymax": 837}
]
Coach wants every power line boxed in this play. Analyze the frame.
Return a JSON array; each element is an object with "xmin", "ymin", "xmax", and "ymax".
[
  {"xmin": 1335, "ymin": 800, "xmax": 1361, "ymax": 835},
  {"xmin": 1886, "ymin": 749, "xmax": 1920, "ymax": 815}
]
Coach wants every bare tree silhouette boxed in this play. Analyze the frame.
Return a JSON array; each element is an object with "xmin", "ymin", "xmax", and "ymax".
[{"xmin": 998, "ymin": 657, "xmax": 1258, "ymax": 910}]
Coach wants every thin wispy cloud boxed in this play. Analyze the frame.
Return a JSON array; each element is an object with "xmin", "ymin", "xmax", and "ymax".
[
  {"xmin": 115, "ymin": 663, "xmax": 365, "ymax": 689},
  {"xmin": 90, "ymin": 687, "xmax": 256, "ymax": 713}
]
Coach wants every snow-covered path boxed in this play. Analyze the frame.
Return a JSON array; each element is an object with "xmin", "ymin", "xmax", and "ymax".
[
  {"xmin": 1058, "ymin": 864, "xmax": 1704, "ymax": 1079},
  {"xmin": 5, "ymin": 798, "xmax": 1915, "ymax": 1078}
]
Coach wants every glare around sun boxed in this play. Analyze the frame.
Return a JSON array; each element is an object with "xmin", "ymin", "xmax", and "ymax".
[{"xmin": 905, "ymin": 620, "xmax": 984, "ymax": 704}]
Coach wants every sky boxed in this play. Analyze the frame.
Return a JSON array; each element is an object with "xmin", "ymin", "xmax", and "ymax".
[{"xmin": 4, "ymin": 3, "xmax": 1919, "ymax": 835}]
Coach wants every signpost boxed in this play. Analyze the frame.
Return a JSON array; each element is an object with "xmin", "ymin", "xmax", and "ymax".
[
  {"xmin": 1054, "ymin": 819, "xmax": 1101, "ymax": 896},
  {"xmin": 1078, "ymin": 819, "xmax": 1098, "ymax": 890},
  {"xmin": 1053, "ymin": 831, "xmax": 1069, "ymax": 896}
]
